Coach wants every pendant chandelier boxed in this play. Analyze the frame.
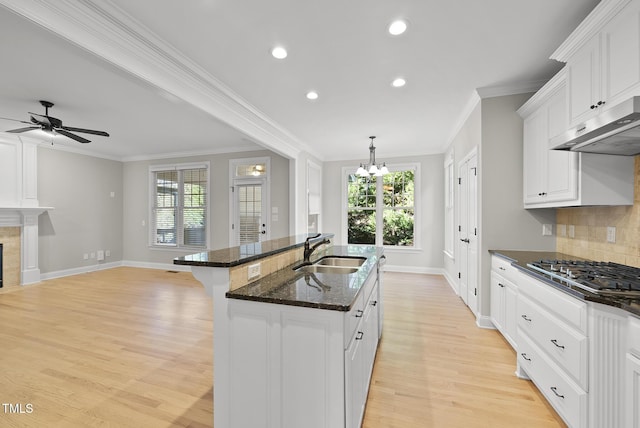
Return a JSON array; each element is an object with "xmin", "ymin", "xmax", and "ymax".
[{"xmin": 356, "ymin": 136, "xmax": 389, "ymax": 177}]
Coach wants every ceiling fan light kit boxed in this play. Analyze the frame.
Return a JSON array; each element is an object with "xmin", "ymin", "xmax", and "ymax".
[{"xmin": 1, "ymin": 100, "xmax": 109, "ymax": 144}]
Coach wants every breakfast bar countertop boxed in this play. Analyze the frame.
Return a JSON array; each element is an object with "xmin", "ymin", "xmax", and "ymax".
[{"xmin": 226, "ymin": 245, "xmax": 384, "ymax": 311}]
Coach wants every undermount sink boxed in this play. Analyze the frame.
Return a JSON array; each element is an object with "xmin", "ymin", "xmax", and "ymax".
[
  {"xmin": 295, "ymin": 264, "xmax": 359, "ymax": 274},
  {"xmin": 314, "ymin": 256, "xmax": 366, "ymax": 268}
]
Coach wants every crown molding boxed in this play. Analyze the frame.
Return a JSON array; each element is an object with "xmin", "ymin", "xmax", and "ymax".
[
  {"xmin": 441, "ymin": 90, "xmax": 481, "ymax": 153},
  {"xmin": 551, "ymin": 0, "xmax": 632, "ymax": 62},
  {"xmin": 0, "ymin": 0, "xmax": 309, "ymax": 160},
  {"xmin": 121, "ymin": 144, "xmax": 266, "ymax": 163},
  {"xmin": 475, "ymin": 80, "xmax": 546, "ymax": 99},
  {"xmin": 517, "ymin": 68, "xmax": 567, "ymax": 118}
]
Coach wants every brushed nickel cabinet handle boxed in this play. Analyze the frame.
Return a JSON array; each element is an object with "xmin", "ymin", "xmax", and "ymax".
[
  {"xmin": 551, "ymin": 339, "xmax": 565, "ymax": 349},
  {"xmin": 521, "ymin": 315, "xmax": 532, "ymax": 322},
  {"xmin": 550, "ymin": 387, "xmax": 564, "ymax": 399}
]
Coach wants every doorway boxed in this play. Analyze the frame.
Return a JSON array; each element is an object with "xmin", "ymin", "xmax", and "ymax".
[
  {"xmin": 458, "ymin": 149, "xmax": 478, "ymax": 315},
  {"xmin": 230, "ymin": 157, "xmax": 271, "ymax": 246}
]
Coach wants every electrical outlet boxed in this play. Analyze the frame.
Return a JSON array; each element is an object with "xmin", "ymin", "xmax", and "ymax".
[
  {"xmin": 558, "ymin": 224, "xmax": 567, "ymax": 237},
  {"xmin": 97, "ymin": 250, "xmax": 105, "ymax": 261},
  {"xmin": 568, "ymin": 225, "xmax": 575, "ymax": 238},
  {"xmin": 90, "ymin": 252, "xmax": 96, "ymax": 259},
  {"xmin": 248, "ymin": 263, "xmax": 261, "ymax": 280},
  {"xmin": 542, "ymin": 224, "xmax": 553, "ymax": 236},
  {"xmin": 105, "ymin": 250, "xmax": 111, "ymax": 257},
  {"xmin": 83, "ymin": 253, "xmax": 89, "ymax": 260},
  {"xmin": 607, "ymin": 226, "xmax": 616, "ymax": 243}
]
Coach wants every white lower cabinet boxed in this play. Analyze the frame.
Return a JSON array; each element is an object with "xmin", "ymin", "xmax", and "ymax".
[
  {"xmin": 490, "ymin": 255, "xmax": 519, "ymax": 349},
  {"xmin": 627, "ymin": 316, "xmax": 640, "ymax": 428},
  {"xmin": 227, "ymin": 271, "xmax": 380, "ymax": 428}
]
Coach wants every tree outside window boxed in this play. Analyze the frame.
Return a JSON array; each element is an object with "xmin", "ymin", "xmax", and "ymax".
[{"xmin": 347, "ymin": 168, "xmax": 415, "ymax": 247}]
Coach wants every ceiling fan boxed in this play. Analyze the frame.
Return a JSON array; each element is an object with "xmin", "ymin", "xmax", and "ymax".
[{"xmin": 0, "ymin": 100, "xmax": 109, "ymax": 144}]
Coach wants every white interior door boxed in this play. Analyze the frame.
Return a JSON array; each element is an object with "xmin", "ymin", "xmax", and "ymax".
[
  {"xmin": 458, "ymin": 152, "xmax": 478, "ymax": 315},
  {"xmin": 233, "ymin": 181, "xmax": 268, "ymax": 245}
]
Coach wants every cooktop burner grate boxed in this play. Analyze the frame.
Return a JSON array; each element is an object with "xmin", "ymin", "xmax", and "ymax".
[{"xmin": 527, "ymin": 259, "xmax": 640, "ymax": 297}]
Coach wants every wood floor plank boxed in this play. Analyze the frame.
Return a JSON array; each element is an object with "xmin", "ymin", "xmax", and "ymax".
[{"xmin": 0, "ymin": 268, "xmax": 564, "ymax": 427}]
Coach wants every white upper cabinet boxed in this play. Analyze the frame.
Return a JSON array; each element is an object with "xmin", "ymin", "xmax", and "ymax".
[
  {"xmin": 558, "ymin": 0, "xmax": 640, "ymax": 127},
  {"xmin": 520, "ymin": 73, "xmax": 580, "ymax": 207}
]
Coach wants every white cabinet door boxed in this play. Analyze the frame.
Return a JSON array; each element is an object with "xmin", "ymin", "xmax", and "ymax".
[
  {"xmin": 490, "ymin": 271, "xmax": 505, "ymax": 332},
  {"xmin": 523, "ymin": 108, "xmax": 546, "ymax": 204},
  {"xmin": 602, "ymin": 0, "xmax": 640, "ymax": 110},
  {"xmin": 345, "ymin": 330, "xmax": 365, "ymax": 428},
  {"xmin": 504, "ymin": 280, "xmax": 518, "ymax": 349},
  {"xmin": 627, "ymin": 353, "xmax": 640, "ymax": 428},
  {"xmin": 567, "ymin": 34, "xmax": 602, "ymax": 126}
]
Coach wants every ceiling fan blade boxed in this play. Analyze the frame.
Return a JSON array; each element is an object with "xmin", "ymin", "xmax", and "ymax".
[
  {"xmin": 0, "ymin": 116, "xmax": 32, "ymax": 124},
  {"xmin": 61, "ymin": 125, "xmax": 109, "ymax": 137},
  {"xmin": 28, "ymin": 112, "xmax": 53, "ymax": 126},
  {"xmin": 5, "ymin": 126, "xmax": 41, "ymax": 133},
  {"xmin": 56, "ymin": 129, "xmax": 91, "ymax": 144}
]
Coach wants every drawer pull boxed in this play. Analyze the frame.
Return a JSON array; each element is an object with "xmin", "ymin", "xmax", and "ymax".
[
  {"xmin": 371, "ymin": 300, "xmax": 378, "ymax": 306},
  {"xmin": 498, "ymin": 282, "xmax": 505, "ymax": 288},
  {"xmin": 521, "ymin": 353, "xmax": 531, "ymax": 362},
  {"xmin": 550, "ymin": 387, "xmax": 565, "ymax": 399},
  {"xmin": 550, "ymin": 339, "xmax": 565, "ymax": 349},
  {"xmin": 355, "ymin": 310, "xmax": 363, "ymax": 318},
  {"xmin": 521, "ymin": 315, "xmax": 532, "ymax": 322},
  {"xmin": 499, "ymin": 267, "xmax": 506, "ymax": 271},
  {"xmin": 356, "ymin": 331, "xmax": 364, "ymax": 340}
]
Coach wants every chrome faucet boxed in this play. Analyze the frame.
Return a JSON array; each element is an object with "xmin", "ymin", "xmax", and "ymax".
[{"xmin": 303, "ymin": 233, "xmax": 330, "ymax": 263}]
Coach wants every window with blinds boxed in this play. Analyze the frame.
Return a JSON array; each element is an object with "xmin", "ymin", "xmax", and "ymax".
[{"xmin": 150, "ymin": 163, "xmax": 209, "ymax": 249}]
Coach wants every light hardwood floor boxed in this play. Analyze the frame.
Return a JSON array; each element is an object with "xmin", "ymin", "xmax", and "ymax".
[{"xmin": 0, "ymin": 268, "xmax": 565, "ymax": 427}]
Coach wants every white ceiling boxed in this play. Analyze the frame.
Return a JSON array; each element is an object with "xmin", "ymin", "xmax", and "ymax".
[{"xmin": 0, "ymin": 0, "xmax": 600, "ymax": 162}]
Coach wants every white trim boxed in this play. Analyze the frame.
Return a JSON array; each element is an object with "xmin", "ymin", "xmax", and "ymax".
[
  {"xmin": 476, "ymin": 315, "xmax": 496, "ymax": 330},
  {"xmin": 122, "ymin": 144, "xmax": 261, "ymax": 163},
  {"xmin": 442, "ymin": 91, "xmax": 481, "ymax": 152},
  {"xmin": 0, "ymin": 0, "xmax": 313, "ymax": 160},
  {"xmin": 475, "ymin": 80, "xmax": 546, "ymax": 99},
  {"xmin": 383, "ymin": 265, "xmax": 444, "ymax": 275},
  {"xmin": 551, "ymin": 0, "xmax": 632, "ymax": 62},
  {"xmin": 122, "ymin": 260, "xmax": 191, "ymax": 272},
  {"xmin": 229, "ymin": 156, "xmax": 271, "ymax": 246},
  {"xmin": 442, "ymin": 269, "xmax": 458, "ymax": 294},
  {"xmin": 149, "ymin": 162, "xmax": 209, "ymax": 172},
  {"xmin": 40, "ymin": 261, "xmax": 124, "ymax": 281}
]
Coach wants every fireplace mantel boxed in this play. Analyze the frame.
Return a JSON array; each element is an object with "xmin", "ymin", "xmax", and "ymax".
[{"xmin": 0, "ymin": 207, "xmax": 53, "ymax": 227}]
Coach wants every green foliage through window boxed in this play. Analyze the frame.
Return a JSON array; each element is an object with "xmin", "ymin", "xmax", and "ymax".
[{"xmin": 347, "ymin": 169, "xmax": 415, "ymax": 246}]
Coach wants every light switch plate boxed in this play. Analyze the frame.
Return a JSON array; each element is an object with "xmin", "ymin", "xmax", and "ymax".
[
  {"xmin": 607, "ymin": 226, "xmax": 616, "ymax": 243},
  {"xmin": 568, "ymin": 225, "xmax": 575, "ymax": 238},
  {"xmin": 248, "ymin": 263, "xmax": 261, "ymax": 280},
  {"xmin": 542, "ymin": 224, "xmax": 553, "ymax": 236},
  {"xmin": 558, "ymin": 224, "xmax": 567, "ymax": 237}
]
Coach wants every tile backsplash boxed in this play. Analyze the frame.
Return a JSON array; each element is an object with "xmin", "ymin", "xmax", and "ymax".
[{"xmin": 556, "ymin": 156, "xmax": 640, "ymax": 266}]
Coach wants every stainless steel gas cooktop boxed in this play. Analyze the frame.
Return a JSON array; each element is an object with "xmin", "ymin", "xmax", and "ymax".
[{"xmin": 527, "ymin": 259, "xmax": 640, "ymax": 298}]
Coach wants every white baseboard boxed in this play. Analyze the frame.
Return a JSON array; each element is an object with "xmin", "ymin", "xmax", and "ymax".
[
  {"xmin": 476, "ymin": 315, "xmax": 496, "ymax": 329},
  {"xmin": 441, "ymin": 270, "xmax": 459, "ymax": 295},
  {"xmin": 122, "ymin": 260, "xmax": 191, "ymax": 272},
  {"xmin": 40, "ymin": 261, "xmax": 124, "ymax": 281},
  {"xmin": 383, "ymin": 265, "xmax": 444, "ymax": 275}
]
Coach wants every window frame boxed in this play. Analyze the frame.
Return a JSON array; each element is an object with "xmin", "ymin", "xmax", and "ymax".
[
  {"xmin": 341, "ymin": 162, "xmax": 420, "ymax": 250},
  {"xmin": 148, "ymin": 161, "xmax": 211, "ymax": 250}
]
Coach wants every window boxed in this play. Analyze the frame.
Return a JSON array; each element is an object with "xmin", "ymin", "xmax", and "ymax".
[
  {"xmin": 150, "ymin": 162, "xmax": 209, "ymax": 249},
  {"xmin": 346, "ymin": 165, "xmax": 417, "ymax": 247}
]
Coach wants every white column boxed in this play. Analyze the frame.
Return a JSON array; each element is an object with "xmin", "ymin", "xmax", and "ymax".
[
  {"xmin": 21, "ymin": 212, "xmax": 40, "ymax": 285},
  {"xmin": 21, "ymin": 141, "xmax": 39, "ymax": 207}
]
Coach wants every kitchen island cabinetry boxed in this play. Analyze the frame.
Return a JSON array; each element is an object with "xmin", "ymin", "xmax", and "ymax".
[{"xmin": 176, "ymin": 237, "xmax": 383, "ymax": 428}]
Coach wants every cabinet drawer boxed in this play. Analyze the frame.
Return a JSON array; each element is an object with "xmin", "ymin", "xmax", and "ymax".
[
  {"xmin": 518, "ymin": 332, "xmax": 587, "ymax": 428},
  {"xmin": 345, "ymin": 292, "xmax": 365, "ymax": 348},
  {"xmin": 629, "ymin": 315, "xmax": 640, "ymax": 358},
  {"xmin": 519, "ymin": 272, "xmax": 587, "ymax": 333},
  {"xmin": 518, "ymin": 294, "xmax": 588, "ymax": 390},
  {"xmin": 491, "ymin": 255, "xmax": 519, "ymax": 283}
]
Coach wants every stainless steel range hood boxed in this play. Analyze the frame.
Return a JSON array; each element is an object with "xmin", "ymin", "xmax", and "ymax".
[{"xmin": 551, "ymin": 96, "xmax": 640, "ymax": 155}]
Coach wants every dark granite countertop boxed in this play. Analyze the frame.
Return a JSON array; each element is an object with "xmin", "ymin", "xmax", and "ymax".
[
  {"xmin": 226, "ymin": 245, "xmax": 384, "ymax": 311},
  {"xmin": 490, "ymin": 250, "xmax": 640, "ymax": 318},
  {"xmin": 173, "ymin": 233, "xmax": 334, "ymax": 267}
]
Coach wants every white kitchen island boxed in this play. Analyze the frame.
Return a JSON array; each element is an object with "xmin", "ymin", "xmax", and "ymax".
[{"xmin": 175, "ymin": 235, "xmax": 384, "ymax": 428}]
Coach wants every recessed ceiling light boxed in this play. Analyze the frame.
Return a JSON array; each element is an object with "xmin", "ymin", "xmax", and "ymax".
[
  {"xmin": 392, "ymin": 78, "xmax": 406, "ymax": 88},
  {"xmin": 388, "ymin": 19, "xmax": 408, "ymax": 36},
  {"xmin": 306, "ymin": 91, "xmax": 319, "ymax": 100},
  {"xmin": 271, "ymin": 46, "xmax": 288, "ymax": 59}
]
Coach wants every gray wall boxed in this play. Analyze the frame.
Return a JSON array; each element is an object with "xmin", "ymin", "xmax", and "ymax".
[
  {"xmin": 479, "ymin": 94, "xmax": 556, "ymax": 315},
  {"xmin": 323, "ymin": 153, "xmax": 444, "ymax": 271},
  {"xmin": 446, "ymin": 93, "xmax": 557, "ymax": 319},
  {"xmin": 122, "ymin": 150, "xmax": 290, "ymax": 266},
  {"xmin": 38, "ymin": 147, "xmax": 124, "ymax": 273}
]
